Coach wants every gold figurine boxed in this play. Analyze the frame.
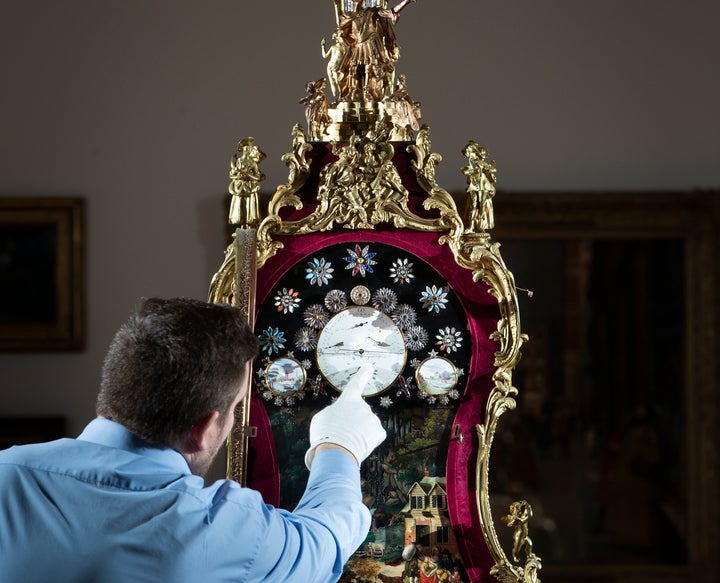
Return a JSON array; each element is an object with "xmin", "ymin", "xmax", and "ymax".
[
  {"xmin": 388, "ymin": 73, "xmax": 421, "ymax": 140},
  {"xmin": 502, "ymin": 500, "xmax": 534, "ymax": 564},
  {"xmin": 228, "ymin": 137, "xmax": 266, "ymax": 227},
  {"xmin": 321, "ymin": 31, "xmax": 348, "ymax": 99},
  {"xmin": 299, "ymin": 78, "xmax": 332, "ymax": 140},
  {"xmin": 461, "ymin": 140, "xmax": 496, "ymax": 232},
  {"xmin": 332, "ymin": 0, "xmax": 416, "ymax": 101}
]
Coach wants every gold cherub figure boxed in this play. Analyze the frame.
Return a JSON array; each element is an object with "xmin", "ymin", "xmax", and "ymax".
[{"xmin": 502, "ymin": 500, "xmax": 534, "ymax": 563}]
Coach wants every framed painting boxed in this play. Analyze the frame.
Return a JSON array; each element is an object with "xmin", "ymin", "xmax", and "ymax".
[
  {"xmin": 0, "ymin": 197, "xmax": 84, "ymax": 350},
  {"xmin": 490, "ymin": 190, "xmax": 719, "ymax": 582}
]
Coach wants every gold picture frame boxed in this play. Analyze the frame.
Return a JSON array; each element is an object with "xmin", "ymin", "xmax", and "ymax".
[
  {"xmin": 488, "ymin": 190, "xmax": 719, "ymax": 582},
  {"xmin": 0, "ymin": 197, "xmax": 84, "ymax": 351}
]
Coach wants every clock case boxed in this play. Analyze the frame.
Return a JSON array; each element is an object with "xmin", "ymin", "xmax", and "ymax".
[{"xmin": 209, "ymin": 129, "xmax": 536, "ymax": 582}]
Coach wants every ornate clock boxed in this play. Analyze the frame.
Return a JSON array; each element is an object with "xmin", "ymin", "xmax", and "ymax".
[{"xmin": 209, "ymin": 3, "xmax": 539, "ymax": 582}]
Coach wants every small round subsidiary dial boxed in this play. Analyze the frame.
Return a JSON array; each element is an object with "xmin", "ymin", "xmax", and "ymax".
[
  {"xmin": 265, "ymin": 357, "xmax": 306, "ymax": 396},
  {"xmin": 416, "ymin": 356, "xmax": 459, "ymax": 396},
  {"xmin": 316, "ymin": 306, "xmax": 407, "ymax": 396}
]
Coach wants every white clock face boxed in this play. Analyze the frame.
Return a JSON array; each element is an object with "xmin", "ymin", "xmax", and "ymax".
[{"xmin": 316, "ymin": 306, "xmax": 407, "ymax": 396}]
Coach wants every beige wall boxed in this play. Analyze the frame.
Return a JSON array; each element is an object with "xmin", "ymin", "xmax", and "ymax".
[{"xmin": 1, "ymin": 0, "xmax": 719, "ymax": 437}]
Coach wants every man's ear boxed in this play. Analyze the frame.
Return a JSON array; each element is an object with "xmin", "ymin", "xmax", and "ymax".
[{"xmin": 184, "ymin": 410, "xmax": 221, "ymax": 454}]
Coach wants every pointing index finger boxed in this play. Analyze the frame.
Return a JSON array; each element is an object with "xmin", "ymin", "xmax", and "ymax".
[{"xmin": 338, "ymin": 364, "xmax": 374, "ymax": 400}]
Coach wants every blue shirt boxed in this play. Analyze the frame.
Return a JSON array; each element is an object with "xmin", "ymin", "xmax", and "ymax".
[{"xmin": 0, "ymin": 418, "xmax": 370, "ymax": 583}]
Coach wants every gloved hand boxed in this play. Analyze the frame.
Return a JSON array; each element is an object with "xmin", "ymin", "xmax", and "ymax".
[{"xmin": 304, "ymin": 364, "xmax": 387, "ymax": 469}]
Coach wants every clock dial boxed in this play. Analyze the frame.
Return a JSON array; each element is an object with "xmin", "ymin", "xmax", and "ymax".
[{"xmin": 316, "ymin": 306, "xmax": 407, "ymax": 396}]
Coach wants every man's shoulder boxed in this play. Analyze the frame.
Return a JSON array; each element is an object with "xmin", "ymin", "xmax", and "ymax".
[
  {"xmin": 1, "ymin": 436, "xmax": 151, "ymax": 479},
  {"xmin": 0, "ymin": 437, "xmax": 79, "ymax": 464},
  {"xmin": 0, "ymin": 438, "xmax": 119, "ymax": 482},
  {"xmin": 0, "ymin": 438, "xmax": 269, "ymax": 515}
]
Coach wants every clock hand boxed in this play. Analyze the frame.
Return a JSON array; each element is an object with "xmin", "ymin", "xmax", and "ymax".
[
  {"xmin": 321, "ymin": 347, "xmax": 404, "ymax": 355},
  {"xmin": 320, "ymin": 347, "xmax": 367, "ymax": 354},
  {"xmin": 367, "ymin": 336, "xmax": 390, "ymax": 347}
]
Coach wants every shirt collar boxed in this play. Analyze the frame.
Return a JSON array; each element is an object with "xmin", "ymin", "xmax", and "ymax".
[{"xmin": 78, "ymin": 417, "xmax": 192, "ymax": 475}]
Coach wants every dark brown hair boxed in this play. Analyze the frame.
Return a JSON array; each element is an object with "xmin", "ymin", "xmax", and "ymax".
[{"xmin": 97, "ymin": 297, "xmax": 258, "ymax": 446}]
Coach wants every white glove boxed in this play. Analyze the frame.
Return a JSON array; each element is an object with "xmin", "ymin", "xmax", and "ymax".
[{"xmin": 304, "ymin": 364, "xmax": 387, "ymax": 469}]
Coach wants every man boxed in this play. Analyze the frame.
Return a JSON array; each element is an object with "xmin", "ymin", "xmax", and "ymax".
[{"xmin": 0, "ymin": 297, "xmax": 386, "ymax": 582}]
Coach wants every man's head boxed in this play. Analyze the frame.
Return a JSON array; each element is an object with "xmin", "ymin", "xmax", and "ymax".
[{"xmin": 97, "ymin": 298, "xmax": 258, "ymax": 472}]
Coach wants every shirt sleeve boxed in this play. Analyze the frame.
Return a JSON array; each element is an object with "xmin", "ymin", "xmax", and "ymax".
[{"xmin": 235, "ymin": 449, "xmax": 370, "ymax": 583}]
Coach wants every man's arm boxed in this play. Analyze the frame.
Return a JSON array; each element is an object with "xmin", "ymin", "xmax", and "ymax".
[
  {"xmin": 219, "ymin": 365, "xmax": 384, "ymax": 582},
  {"xmin": 246, "ymin": 449, "xmax": 369, "ymax": 582}
]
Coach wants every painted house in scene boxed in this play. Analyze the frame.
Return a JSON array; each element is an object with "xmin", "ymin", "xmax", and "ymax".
[{"xmin": 402, "ymin": 473, "xmax": 457, "ymax": 553}]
